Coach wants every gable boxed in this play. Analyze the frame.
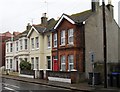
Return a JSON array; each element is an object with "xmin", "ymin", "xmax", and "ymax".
[
  {"xmin": 27, "ymin": 26, "xmax": 39, "ymax": 38},
  {"xmin": 54, "ymin": 14, "xmax": 75, "ymax": 29}
]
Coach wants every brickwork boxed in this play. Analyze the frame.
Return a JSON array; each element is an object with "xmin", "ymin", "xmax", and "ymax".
[{"xmin": 52, "ymin": 19, "xmax": 84, "ymax": 72}]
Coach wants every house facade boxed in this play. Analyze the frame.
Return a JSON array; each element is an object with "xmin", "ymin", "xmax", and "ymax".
[
  {"xmin": 0, "ymin": 32, "xmax": 12, "ymax": 67},
  {"xmin": 27, "ymin": 14, "xmax": 56, "ymax": 78},
  {"xmin": 5, "ymin": 24, "xmax": 30, "ymax": 72}
]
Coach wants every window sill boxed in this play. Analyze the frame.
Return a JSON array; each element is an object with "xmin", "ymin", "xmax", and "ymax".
[
  {"xmin": 67, "ymin": 43, "xmax": 74, "ymax": 46},
  {"xmin": 47, "ymin": 47, "xmax": 51, "ymax": 49},
  {"xmin": 60, "ymin": 44, "xmax": 65, "ymax": 47}
]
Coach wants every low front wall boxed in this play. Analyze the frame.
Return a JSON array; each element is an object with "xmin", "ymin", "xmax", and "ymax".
[
  {"xmin": 46, "ymin": 71, "xmax": 85, "ymax": 83},
  {"xmin": 20, "ymin": 70, "xmax": 34, "ymax": 76}
]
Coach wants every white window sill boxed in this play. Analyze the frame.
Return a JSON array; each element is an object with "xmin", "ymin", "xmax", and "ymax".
[
  {"xmin": 60, "ymin": 44, "xmax": 65, "ymax": 47},
  {"xmin": 67, "ymin": 43, "xmax": 74, "ymax": 46},
  {"xmin": 47, "ymin": 47, "xmax": 51, "ymax": 49}
]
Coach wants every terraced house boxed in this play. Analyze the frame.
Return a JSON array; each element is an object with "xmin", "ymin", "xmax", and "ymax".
[
  {"xmin": 5, "ymin": 24, "xmax": 31, "ymax": 72},
  {"xmin": 27, "ymin": 13, "xmax": 56, "ymax": 78}
]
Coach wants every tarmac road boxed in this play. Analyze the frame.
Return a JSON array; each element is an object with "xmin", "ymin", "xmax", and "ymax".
[{"xmin": 1, "ymin": 78, "xmax": 83, "ymax": 92}]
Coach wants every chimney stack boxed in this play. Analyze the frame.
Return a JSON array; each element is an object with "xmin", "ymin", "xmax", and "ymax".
[
  {"xmin": 26, "ymin": 23, "xmax": 31, "ymax": 30},
  {"xmin": 91, "ymin": 0, "xmax": 99, "ymax": 12},
  {"xmin": 107, "ymin": 0, "xmax": 114, "ymax": 18},
  {"xmin": 41, "ymin": 13, "xmax": 48, "ymax": 26}
]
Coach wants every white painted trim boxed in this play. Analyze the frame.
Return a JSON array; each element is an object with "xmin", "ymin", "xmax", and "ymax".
[
  {"xmin": 54, "ymin": 15, "xmax": 75, "ymax": 29},
  {"xmin": 27, "ymin": 26, "xmax": 39, "ymax": 37},
  {"xmin": 19, "ymin": 74, "xmax": 34, "ymax": 78},
  {"xmin": 48, "ymin": 77, "xmax": 71, "ymax": 83}
]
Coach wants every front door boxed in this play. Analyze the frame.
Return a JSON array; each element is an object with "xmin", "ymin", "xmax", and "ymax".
[{"xmin": 53, "ymin": 59, "xmax": 58, "ymax": 71}]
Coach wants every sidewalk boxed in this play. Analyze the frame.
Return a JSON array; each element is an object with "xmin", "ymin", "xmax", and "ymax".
[{"xmin": 2, "ymin": 73, "xmax": 120, "ymax": 92}]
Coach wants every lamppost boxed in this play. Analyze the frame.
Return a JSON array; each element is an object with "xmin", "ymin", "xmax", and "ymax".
[{"xmin": 102, "ymin": 0, "xmax": 107, "ymax": 88}]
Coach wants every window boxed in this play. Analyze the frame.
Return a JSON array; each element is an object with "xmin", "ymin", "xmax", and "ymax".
[
  {"xmin": 31, "ymin": 58, "xmax": 34, "ymax": 70},
  {"xmin": 16, "ymin": 41, "xmax": 18, "ymax": 51},
  {"xmin": 53, "ymin": 33, "xmax": 57, "ymax": 47},
  {"xmin": 31, "ymin": 38, "xmax": 34, "ymax": 49},
  {"xmin": 47, "ymin": 56, "xmax": 51, "ymax": 69},
  {"xmin": 61, "ymin": 30, "xmax": 65, "ymax": 45},
  {"xmin": 20, "ymin": 39, "xmax": 23, "ymax": 50},
  {"xmin": 35, "ymin": 37, "xmax": 39, "ymax": 48},
  {"xmin": 47, "ymin": 35, "xmax": 50, "ymax": 48},
  {"xmin": 36, "ymin": 57, "xmax": 39, "ymax": 70},
  {"xmin": 24, "ymin": 39, "xmax": 27, "ymax": 50},
  {"xmin": 6, "ymin": 43, "xmax": 9, "ymax": 52},
  {"xmin": 68, "ymin": 55, "xmax": 74, "ymax": 71},
  {"xmin": 10, "ymin": 43, "xmax": 13, "ymax": 52},
  {"xmin": 6, "ymin": 59, "xmax": 9, "ymax": 69},
  {"xmin": 10, "ymin": 59, "xmax": 12, "ymax": 69},
  {"xmin": 61, "ymin": 55, "xmax": 66, "ymax": 71},
  {"xmin": 68, "ymin": 29, "xmax": 74, "ymax": 44}
]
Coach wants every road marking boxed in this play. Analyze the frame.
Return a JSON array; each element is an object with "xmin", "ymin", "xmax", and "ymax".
[
  {"xmin": 3, "ymin": 83, "xmax": 20, "ymax": 88},
  {"xmin": 4, "ymin": 87, "xmax": 14, "ymax": 91}
]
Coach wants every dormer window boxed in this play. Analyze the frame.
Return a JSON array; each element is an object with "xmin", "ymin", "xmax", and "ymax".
[
  {"xmin": 68, "ymin": 29, "xmax": 74, "ymax": 44},
  {"xmin": 60, "ymin": 30, "xmax": 65, "ymax": 45}
]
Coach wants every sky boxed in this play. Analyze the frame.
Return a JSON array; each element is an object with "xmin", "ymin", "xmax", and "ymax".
[{"xmin": 0, "ymin": 0, "xmax": 120, "ymax": 33}]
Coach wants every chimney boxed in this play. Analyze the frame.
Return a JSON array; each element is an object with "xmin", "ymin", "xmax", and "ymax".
[
  {"xmin": 106, "ymin": 0, "xmax": 114, "ymax": 18},
  {"xmin": 41, "ymin": 13, "xmax": 48, "ymax": 26},
  {"xmin": 26, "ymin": 23, "xmax": 31, "ymax": 30},
  {"xmin": 91, "ymin": 0, "xmax": 99, "ymax": 12}
]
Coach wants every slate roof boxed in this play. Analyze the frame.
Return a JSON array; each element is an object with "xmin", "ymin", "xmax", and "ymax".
[
  {"xmin": 32, "ymin": 18, "xmax": 56, "ymax": 34},
  {"xmin": 70, "ymin": 10, "xmax": 93, "ymax": 23}
]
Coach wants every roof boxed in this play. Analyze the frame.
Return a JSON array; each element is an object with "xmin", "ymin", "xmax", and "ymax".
[
  {"xmin": 27, "ymin": 18, "xmax": 56, "ymax": 37},
  {"xmin": 54, "ymin": 9, "xmax": 93, "ymax": 29}
]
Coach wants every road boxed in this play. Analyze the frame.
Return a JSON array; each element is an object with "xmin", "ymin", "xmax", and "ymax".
[{"xmin": 1, "ymin": 78, "xmax": 83, "ymax": 92}]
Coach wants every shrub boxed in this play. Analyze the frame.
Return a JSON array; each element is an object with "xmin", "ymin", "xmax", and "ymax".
[{"xmin": 20, "ymin": 60, "xmax": 31, "ymax": 70}]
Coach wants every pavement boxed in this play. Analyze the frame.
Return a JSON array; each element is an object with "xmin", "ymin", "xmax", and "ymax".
[{"xmin": 1, "ymin": 72, "xmax": 120, "ymax": 92}]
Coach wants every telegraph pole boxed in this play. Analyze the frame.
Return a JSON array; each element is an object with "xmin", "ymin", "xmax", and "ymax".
[{"xmin": 102, "ymin": 0, "xmax": 107, "ymax": 88}]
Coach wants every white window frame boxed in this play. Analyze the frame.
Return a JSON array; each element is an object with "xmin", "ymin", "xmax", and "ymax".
[
  {"xmin": 6, "ymin": 59, "xmax": 9, "ymax": 69},
  {"xmin": 6, "ymin": 43, "xmax": 9, "ymax": 52},
  {"xmin": 36, "ymin": 57, "xmax": 39, "ymax": 70},
  {"xmin": 31, "ymin": 38, "xmax": 34, "ymax": 49},
  {"xmin": 60, "ymin": 55, "xmax": 66, "ymax": 71},
  {"xmin": 10, "ymin": 59, "xmax": 12, "ymax": 69},
  {"xmin": 60, "ymin": 30, "xmax": 65, "ymax": 45},
  {"xmin": 31, "ymin": 58, "xmax": 34, "ymax": 70},
  {"xmin": 10, "ymin": 43, "xmax": 13, "ymax": 52},
  {"xmin": 54, "ymin": 33, "xmax": 57, "ymax": 47},
  {"xmin": 24, "ymin": 39, "xmax": 27, "ymax": 50},
  {"xmin": 20, "ymin": 39, "xmax": 23, "ymax": 50},
  {"xmin": 68, "ymin": 29, "xmax": 74, "ymax": 44},
  {"xmin": 47, "ymin": 35, "xmax": 51, "ymax": 48},
  {"xmin": 35, "ymin": 37, "xmax": 39, "ymax": 49},
  {"xmin": 68, "ymin": 55, "xmax": 74, "ymax": 71},
  {"xmin": 16, "ymin": 41, "xmax": 18, "ymax": 52}
]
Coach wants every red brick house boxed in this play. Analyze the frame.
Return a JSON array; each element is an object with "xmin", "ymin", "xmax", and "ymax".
[
  {"xmin": 0, "ymin": 32, "xmax": 12, "ymax": 67},
  {"xmin": 52, "ymin": 12, "xmax": 92, "ymax": 72}
]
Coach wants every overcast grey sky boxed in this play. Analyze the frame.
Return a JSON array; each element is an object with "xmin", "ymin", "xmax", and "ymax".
[{"xmin": 0, "ymin": 0, "xmax": 120, "ymax": 33}]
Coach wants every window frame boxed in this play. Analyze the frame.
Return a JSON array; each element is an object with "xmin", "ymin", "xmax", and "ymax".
[
  {"xmin": 60, "ymin": 55, "xmax": 66, "ymax": 71},
  {"xmin": 16, "ymin": 41, "xmax": 18, "ymax": 51},
  {"xmin": 53, "ymin": 33, "xmax": 57, "ymax": 47},
  {"xmin": 47, "ymin": 35, "xmax": 51, "ymax": 48},
  {"xmin": 24, "ymin": 39, "xmax": 28, "ymax": 50},
  {"xmin": 10, "ymin": 43, "xmax": 13, "ymax": 52},
  {"xmin": 31, "ymin": 38, "xmax": 34, "ymax": 49},
  {"xmin": 60, "ymin": 30, "xmax": 65, "ymax": 46},
  {"xmin": 35, "ymin": 37, "xmax": 39, "ymax": 49},
  {"xmin": 47, "ymin": 56, "xmax": 51, "ymax": 69},
  {"xmin": 10, "ymin": 59, "xmax": 12, "ymax": 69},
  {"xmin": 36, "ymin": 57, "xmax": 39, "ymax": 70},
  {"xmin": 68, "ymin": 55, "xmax": 74, "ymax": 71},
  {"xmin": 20, "ymin": 39, "xmax": 23, "ymax": 50},
  {"xmin": 31, "ymin": 58, "xmax": 34, "ymax": 70},
  {"xmin": 68, "ymin": 29, "xmax": 74, "ymax": 44}
]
